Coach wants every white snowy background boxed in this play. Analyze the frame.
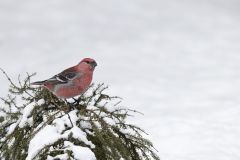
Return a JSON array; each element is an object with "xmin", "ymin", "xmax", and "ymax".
[{"xmin": 0, "ymin": 0, "xmax": 240, "ymax": 160}]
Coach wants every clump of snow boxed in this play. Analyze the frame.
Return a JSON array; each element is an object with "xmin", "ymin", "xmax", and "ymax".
[
  {"xmin": 6, "ymin": 121, "xmax": 19, "ymax": 136},
  {"xmin": 93, "ymin": 121, "xmax": 101, "ymax": 129},
  {"xmin": 87, "ymin": 105, "xmax": 98, "ymax": 110},
  {"xmin": 103, "ymin": 117, "xmax": 116, "ymax": 126},
  {"xmin": 37, "ymin": 99, "xmax": 45, "ymax": 105},
  {"xmin": 64, "ymin": 141, "xmax": 96, "ymax": 160},
  {"xmin": 47, "ymin": 154, "xmax": 69, "ymax": 160},
  {"xmin": 26, "ymin": 125, "xmax": 62, "ymax": 160},
  {"xmin": 18, "ymin": 102, "xmax": 35, "ymax": 128},
  {"xmin": 80, "ymin": 120, "xmax": 91, "ymax": 129},
  {"xmin": 53, "ymin": 110, "xmax": 81, "ymax": 130},
  {"xmin": 65, "ymin": 126, "xmax": 95, "ymax": 148},
  {"xmin": 7, "ymin": 137, "xmax": 15, "ymax": 148}
]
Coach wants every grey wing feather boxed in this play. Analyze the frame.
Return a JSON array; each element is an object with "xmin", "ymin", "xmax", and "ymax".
[{"xmin": 48, "ymin": 72, "xmax": 78, "ymax": 84}]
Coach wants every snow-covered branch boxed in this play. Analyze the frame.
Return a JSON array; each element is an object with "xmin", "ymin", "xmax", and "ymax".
[{"xmin": 0, "ymin": 72, "xmax": 160, "ymax": 160}]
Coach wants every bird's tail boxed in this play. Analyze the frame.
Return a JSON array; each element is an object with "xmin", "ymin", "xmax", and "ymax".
[{"xmin": 31, "ymin": 80, "xmax": 46, "ymax": 85}]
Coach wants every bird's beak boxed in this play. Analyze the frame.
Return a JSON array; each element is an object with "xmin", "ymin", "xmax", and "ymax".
[{"xmin": 90, "ymin": 61, "xmax": 97, "ymax": 69}]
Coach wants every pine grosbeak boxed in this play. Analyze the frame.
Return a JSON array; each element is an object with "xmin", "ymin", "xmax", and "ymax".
[{"xmin": 31, "ymin": 58, "xmax": 97, "ymax": 99}]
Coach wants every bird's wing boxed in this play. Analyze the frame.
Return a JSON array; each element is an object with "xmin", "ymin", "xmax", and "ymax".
[{"xmin": 47, "ymin": 67, "xmax": 80, "ymax": 84}]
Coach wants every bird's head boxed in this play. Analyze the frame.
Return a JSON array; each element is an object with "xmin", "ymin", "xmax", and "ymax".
[{"xmin": 78, "ymin": 58, "xmax": 97, "ymax": 70}]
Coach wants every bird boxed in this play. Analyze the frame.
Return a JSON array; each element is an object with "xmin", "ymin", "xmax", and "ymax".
[{"xmin": 31, "ymin": 58, "xmax": 97, "ymax": 99}]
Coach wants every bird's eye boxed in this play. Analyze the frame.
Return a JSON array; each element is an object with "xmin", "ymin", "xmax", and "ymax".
[{"xmin": 85, "ymin": 61, "xmax": 90, "ymax": 64}]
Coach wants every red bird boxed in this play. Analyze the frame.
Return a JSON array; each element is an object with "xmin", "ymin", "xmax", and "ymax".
[{"xmin": 31, "ymin": 58, "xmax": 97, "ymax": 99}]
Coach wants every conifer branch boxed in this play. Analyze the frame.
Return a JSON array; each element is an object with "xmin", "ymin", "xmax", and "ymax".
[{"xmin": 0, "ymin": 71, "xmax": 160, "ymax": 160}]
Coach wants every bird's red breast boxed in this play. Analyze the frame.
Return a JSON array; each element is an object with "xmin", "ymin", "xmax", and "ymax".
[{"xmin": 54, "ymin": 72, "xmax": 93, "ymax": 98}]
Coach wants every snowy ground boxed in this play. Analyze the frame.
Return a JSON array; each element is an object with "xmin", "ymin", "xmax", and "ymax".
[{"xmin": 0, "ymin": 0, "xmax": 240, "ymax": 159}]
